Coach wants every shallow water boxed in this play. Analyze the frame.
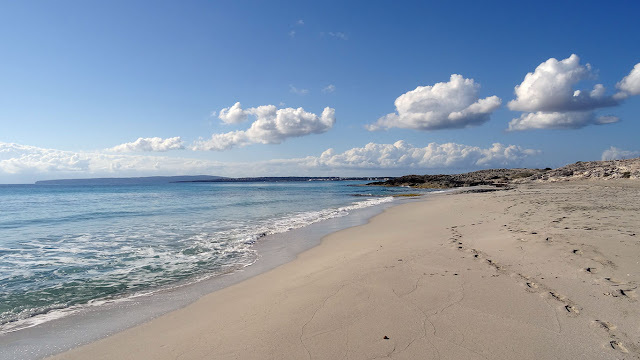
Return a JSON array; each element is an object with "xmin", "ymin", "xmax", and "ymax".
[{"xmin": 0, "ymin": 181, "xmax": 432, "ymax": 334}]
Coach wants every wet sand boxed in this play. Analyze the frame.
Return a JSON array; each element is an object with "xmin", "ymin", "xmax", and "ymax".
[{"xmin": 50, "ymin": 180, "xmax": 640, "ymax": 359}]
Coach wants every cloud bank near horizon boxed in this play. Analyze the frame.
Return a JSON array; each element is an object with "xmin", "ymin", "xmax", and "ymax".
[
  {"xmin": 0, "ymin": 141, "xmax": 539, "ymax": 183},
  {"xmin": 300, "ymin": 141, "xmax": 539, "ymax": 169},
  {"xmin": 107, "ymin": 137, "xmax": 184, "ymax": 152},
  {"xmin": 194, "ymin": 104, "xmax": 336, "ymax": 151},
  {"xmin": 367, "ymin": 74, "xmax": 501, "ymax": 131},
  {"xmin": 0, "ymin": 142, "xmax": 225, "ymax": 182}
]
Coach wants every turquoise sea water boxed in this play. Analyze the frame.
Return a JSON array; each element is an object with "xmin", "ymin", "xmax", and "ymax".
[{"xmin": 0, "ymin": 181, "xmax": 431, "ymax": 333}]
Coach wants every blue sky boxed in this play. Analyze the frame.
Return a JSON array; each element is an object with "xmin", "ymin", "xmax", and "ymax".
[{"xmin": 1, "ymin": 0, "xmax": 639, "ymax": 183}]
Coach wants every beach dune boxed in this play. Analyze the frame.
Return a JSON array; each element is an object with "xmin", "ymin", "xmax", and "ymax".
[{"xmin": 51, "ymin": 180, "xmax": 640, "ymax": 359}]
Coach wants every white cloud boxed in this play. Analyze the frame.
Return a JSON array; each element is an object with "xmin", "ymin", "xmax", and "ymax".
[
  {"xmin": 218, "ymin": 102, "xmax": 249, "ymax": 124},
  {"xmin": 616, "ymin": 63, "xmax": 640, "ymax": 97},
  {"xmin": 601, "ymin": 146, "xmax": 640, "ymax": 161},
  {"xmin": 193, "ymin": 105, "xmax": 336, "ymax": 151},
  {"xmin": 0, "ymin": 140, "xmax": 541, "ymax": 184},
  {"xmin": 289, "ymin": 84, "xmax": 309, "ymax": 95},
  {"xmin": 367, "ymin": 74, "xmax": 501, "ymax": 131},
  {"xmin": 288, "ymin": 30, "xmax": 296, "ymax": 38},
  {"xmin": 508, "ymin": 54, "xmax": 618, "ymax": 112},
  {"xmin": 304, "ymin": 141, "xmax": 539, "ymax": 169},
  {"xmin": 507, "ymin": 54, "xmax": 625, "ymax": 131},
  {"xmin": 322, "ymin": 84, "xmax": 336, "ymax": 93},
  {"xmin": 508, "ymin": 112, "xmax": 619, "ymax": 131},
  {"xmin": 296, "ymin": 19, "xmax": 304, "ymax": 25},
  {"xmin": 328, "ymin": 32, "xmax": 348, "ymax": 40},
  {"xmin": 107, "ymin": 137, "xmax": 184, "ymax": 152}
]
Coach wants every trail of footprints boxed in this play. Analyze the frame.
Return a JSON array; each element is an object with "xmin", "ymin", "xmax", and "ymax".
[
  {"xmin": 447, "ymin": 225, "xmax": 637, "ymax": 355},
  {"xmin": 573, "ymin": 251, "xmax": 638, "ymax": 302}
]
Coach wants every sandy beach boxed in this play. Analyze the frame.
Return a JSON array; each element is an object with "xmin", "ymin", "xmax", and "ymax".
[{"xmin": 49, "ymin": 180, "xmax": 640, "ymax": 359}]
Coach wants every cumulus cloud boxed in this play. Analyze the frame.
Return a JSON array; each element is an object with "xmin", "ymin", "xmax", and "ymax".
[
  {"xmin": 218, "ymin": 102, "xmax": 249, "ymax": 124},
  {"xmin": 304, "ymin": 141, "xmax": 539, "ymax": 169},
  {"xmin": 507, "ymin": 54, "xmax": 627, "ymax": 131},
  {"xmin": 107, "ymin": 137, "xmax": 184, "ymax": 152},
  {"xmin": 601, "ymin": 146, "xmax": 640, "ymax": 161},
  {"xmin": 508, "ymin": 54, "xmax": 619, "ymax": 112},
  {"xmin": 367, "ymin": 74, "xmax": 501, "ymax": 131},
  {"xmin": 616, "ymin": 63, "xmax": 640, "ymax": 97},
  {"xmin": 508, "ymin": 112, "xmax": 619, "ymax": 131},
  {"xmin": 193, "ymin": 105, "xmax": 336, "ymax": 151}
]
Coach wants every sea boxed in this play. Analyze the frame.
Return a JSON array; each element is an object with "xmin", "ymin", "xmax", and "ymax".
[{"xmin": 0, "ymin": 180, "xmax": 434, "ymax": 349}]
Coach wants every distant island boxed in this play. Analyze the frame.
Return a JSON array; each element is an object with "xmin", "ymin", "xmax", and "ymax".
[{"xmin": 35, "ymin": 175, "xmax": 227, "ymax": 185}]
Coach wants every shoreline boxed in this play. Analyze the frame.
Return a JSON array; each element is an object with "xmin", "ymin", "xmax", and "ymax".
[
  {"xmin": 51, "ymin": 180, "xmax": 640, "ymax": 359},
  {"xmin": 11, "ymin": 180, "xmax": 640, "ymax": 359},
  {"xmin": 1, "ymin": 193, "xmax": 420, "ymax": 360}
]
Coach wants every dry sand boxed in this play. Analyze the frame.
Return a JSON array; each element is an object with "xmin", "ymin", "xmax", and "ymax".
[{"xmin": 50, "ymin": 181, "xmax": 640, "ymax": 359}]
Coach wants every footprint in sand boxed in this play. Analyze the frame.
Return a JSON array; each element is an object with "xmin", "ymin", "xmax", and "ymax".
[
  {"xmin": 590, "ymin": 320, "xmax": 617, "ymax": 333},
  {"xmin": 585, "ymin": 267, "xmax": 598, "ymax": 274},
  {"xmin": 549, "ymin": 292, "xmax": 566, "ymax": 301},
  {"xmin": 526, "ymin": 282, "xmax": 539, "ymax": 289},
  {"xmin": 610, "ymin": 340, "xmax": 629, "ymax": 353},
  {"xmin": 572, "ymin": 249, "xmax": 583, "ymax": 255},
  {"xmin": 604, "ymin": 277, "xmax": 624, "ymax": 285},
  {"xmin": 618, "ymin": 289, "xmax": 638, "ymax": 301},
  {"xmin": 564, "ymin": 305, "xmax": 580, "ymax": 315}
]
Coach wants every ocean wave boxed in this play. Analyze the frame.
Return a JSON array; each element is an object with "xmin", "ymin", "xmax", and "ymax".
[{"xmin": 0, "ymin": 196, "xmax": 393, "ymax": 334}]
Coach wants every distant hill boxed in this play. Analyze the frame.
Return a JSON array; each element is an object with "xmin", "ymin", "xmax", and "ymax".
[{"xmin": 35, "ymin": 175, "xmax": 227, "ymax": 185}]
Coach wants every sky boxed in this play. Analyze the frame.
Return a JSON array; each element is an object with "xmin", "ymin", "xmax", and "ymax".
[{"xmin": 1, "ymin": 0, "xmax": 640, "ymax": 183}]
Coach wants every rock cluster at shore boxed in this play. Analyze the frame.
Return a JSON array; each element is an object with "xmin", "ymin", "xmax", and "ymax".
[
  {"xmin": 367, "ymin": 168, "xmax": 546, "ymax": 188},
  {"xmin": 369, "ymin": 157, "xmax": 640, "ymax": 188},
  {"xmin": 521, "ymin": 157, "xmax": 640, "ymax": 182}
]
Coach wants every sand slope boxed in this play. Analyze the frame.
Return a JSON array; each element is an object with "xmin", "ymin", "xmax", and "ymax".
[{"xmin": 51, "ymin": 181, "xmax": 640, "ymax": 359}]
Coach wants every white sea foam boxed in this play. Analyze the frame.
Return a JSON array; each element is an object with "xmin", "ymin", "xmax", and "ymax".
[{"xmin": 0, "ymin": 195, "xmax": 394, "ymax": 334}]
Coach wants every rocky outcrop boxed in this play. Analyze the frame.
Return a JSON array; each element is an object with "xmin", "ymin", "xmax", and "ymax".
[
  {"xmin": 520, "ymin": 158, "xmax": 640, "ymax": 183},
  {"xmin": 368, "ymin": 157, "xmax": 640, "ymax": 189},
  {"xmin": 368, "ymin": 168, "xmax": 547, "ymax": 188}
]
